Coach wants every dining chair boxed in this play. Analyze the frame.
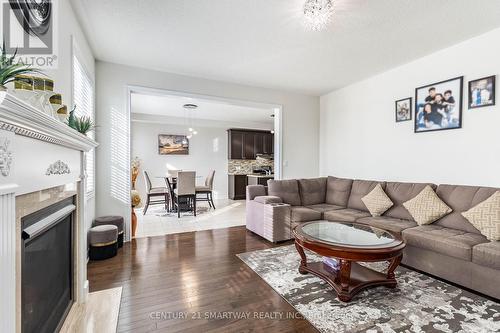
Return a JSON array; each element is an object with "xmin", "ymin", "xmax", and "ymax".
[
  {"xmin": 172, "ymin": 171, "xmax": 196, "ymax": 218},
  {"xmin": 196, "ymin": 170, "xmax": 216, "ymax": 209},
  {"xmin": 142, "ymin": 170, "xmax": 169, "ymax": 215}
]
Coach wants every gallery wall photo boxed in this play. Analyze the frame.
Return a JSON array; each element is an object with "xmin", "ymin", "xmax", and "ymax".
[
  {"xmin": 414, "ymin": 76, "xmax": 463, "ymax": 133},
  {"xmin": 468, "ymin": 75, "xmax": 496, "ymax": 109}
]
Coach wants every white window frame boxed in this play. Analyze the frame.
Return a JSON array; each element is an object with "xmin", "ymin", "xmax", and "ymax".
[{"xmin": 72, "ymin": 38, "xmax": 95, "ymax": 199}]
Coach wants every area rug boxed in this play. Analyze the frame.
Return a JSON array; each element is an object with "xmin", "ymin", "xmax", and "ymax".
[{"xmin": 237, "ymin": 245, "xmax": 500, "ymax": 333}]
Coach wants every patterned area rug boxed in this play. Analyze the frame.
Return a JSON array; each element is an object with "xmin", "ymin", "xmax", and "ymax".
[{"xmin": 237, "ymin": 245, "xmax": 500, "ymax": 333}]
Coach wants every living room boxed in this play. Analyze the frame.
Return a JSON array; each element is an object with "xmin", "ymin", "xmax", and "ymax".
[{"xmin": 0, "ymin": 1, "xmax": 499, "ymax": 332}]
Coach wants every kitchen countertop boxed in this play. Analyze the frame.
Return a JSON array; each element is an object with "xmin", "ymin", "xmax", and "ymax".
[
  {"xmin": 247, "ymin": 174, "xmax": 274, "ymax": 178},
  {"xmin": 228, "ymin": 173, "xmax": 274, "ymax": 178}
]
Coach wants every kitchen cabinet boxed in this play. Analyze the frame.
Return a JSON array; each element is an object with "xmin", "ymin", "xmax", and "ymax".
[
  {"xmin": 263, "ymin": 133, "xmax": 274, "ymax": 154},
  {"xmin": 228, "ymin": 129, "xmax": 274, "ymax": 159},
  {"xmin": 228, "ymin": 174, "xmax": 248, "ymax": 199},
  {"xmin": 228, "ymin": 130, "xmax": 244, "ymax": 159}
]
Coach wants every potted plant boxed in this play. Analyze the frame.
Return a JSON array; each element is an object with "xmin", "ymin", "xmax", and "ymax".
[
  {"xmin": 0, "ymin": 41, "xmax": 42, "ymax": 91},
  {"xmin": 72, "ymin": 116, "xmax": 96, "ymax": 136}
]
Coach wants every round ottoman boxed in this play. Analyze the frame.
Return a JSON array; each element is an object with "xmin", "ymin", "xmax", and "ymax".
[
  {"xmin": 89, "ymin": 225, "xmax": 118, "ymax": 260},
  {"xmin": 94, "ymin": 216, "xmax": 124, "ymax": 247}
]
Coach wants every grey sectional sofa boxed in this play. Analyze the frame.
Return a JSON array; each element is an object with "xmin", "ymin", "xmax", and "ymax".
[{"xmin": 245, "ymin": 176, "xmax": 500, "ymax": 299}]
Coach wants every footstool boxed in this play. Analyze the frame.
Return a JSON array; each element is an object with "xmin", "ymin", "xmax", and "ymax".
[
  {"xmin": 93, "ymin": 216, "xmax": 124, "ymax": 247},
  {"xmin": 89, "ymin": 225, "xmax": 118, "ymax": 260}
]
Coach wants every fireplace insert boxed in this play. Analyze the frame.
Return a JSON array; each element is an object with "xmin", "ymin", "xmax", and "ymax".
[{"xmin": 21, "ymin": 197, "xmax": 75, "ymax": 333}]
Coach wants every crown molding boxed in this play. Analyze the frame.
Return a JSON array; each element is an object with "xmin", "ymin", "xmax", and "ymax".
[{"xmin": 0, "ymin": 91, "xmax": 98, "ymax": 152}]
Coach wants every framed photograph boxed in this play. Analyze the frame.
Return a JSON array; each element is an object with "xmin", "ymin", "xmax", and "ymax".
[
  {"xmin": 395, "ymin": 97, "xmax": 412, "ymax": 122},
  {"xmin": 158, "ymin": 134, "xmax": 189, "ymax": 155},
  {"xmin": 468, "ymin": 75, "xmax": 495, "ymax": 109},
  {"xmin": 414, "ymin": 76, "xmax": 463, "ymax": 133}
]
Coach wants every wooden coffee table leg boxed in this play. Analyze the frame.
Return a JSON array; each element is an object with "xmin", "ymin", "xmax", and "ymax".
[
  {"xmin": 386, "ymin": 254, "xmax": 402, "ymax": 287},
  {"xmin": 294, "ymin": 241, "xmax": 308, "ymax": 274},
  {"xmin": 338, "ymin": 259, "xmax": 352, "ymax": 302}
]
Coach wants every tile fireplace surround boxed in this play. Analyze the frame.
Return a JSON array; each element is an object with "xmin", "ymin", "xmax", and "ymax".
[{"xmin": 0, "ymin": 91, "xmax": 98, "ymax": 333}]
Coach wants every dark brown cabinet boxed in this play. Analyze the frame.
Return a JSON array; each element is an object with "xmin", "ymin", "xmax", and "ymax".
[
  {"xmin": 228, "ymin": 129, "xmax": 274, "ymax": 159},
  {"xmin": 228, "ymin": 174, "xmax": 248, "ymax": 200},
  {"xmin": 228, "ymin": 130, "xmax": 244, "ymax": 159}
]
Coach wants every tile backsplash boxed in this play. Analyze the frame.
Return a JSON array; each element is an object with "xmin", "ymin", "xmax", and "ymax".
[{"xmin": 228, "ymin": 159, "xmax": 274, "ymax": 174}]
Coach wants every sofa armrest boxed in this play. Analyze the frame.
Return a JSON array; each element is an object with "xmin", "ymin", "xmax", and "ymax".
[
  {"xmin": 254, "ymin": 196, "xmax": 283, "ymax": 204},
  {"xmin": 246, "ymin": 185, "xmax": 267, "ymax": 201},
  {"xmin": 246, "ymin": 198, "xmax": 292, "ymax": 242}
]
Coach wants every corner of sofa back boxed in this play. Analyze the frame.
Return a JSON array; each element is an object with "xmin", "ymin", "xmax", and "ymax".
[
  {"xmin": 325, "ymin": 176, "xmax": 354, "ymax": 207},
  {"xmin": 297, "ymin": 177, "xmax": 328, "ymax": 206},
  {"xmin": 434, "ymin": 183, "xmax": 500, "ymax": 234}
]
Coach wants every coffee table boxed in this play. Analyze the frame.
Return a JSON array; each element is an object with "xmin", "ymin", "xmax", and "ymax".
[{"xmin": 293, "ymin": 220, "xmax": 406, "ymax": 302}]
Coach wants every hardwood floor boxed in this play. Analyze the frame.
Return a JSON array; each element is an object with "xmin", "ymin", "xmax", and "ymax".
[{"xmin": 87, "ymin": 226, "xmax": 318, "ymax": 332}]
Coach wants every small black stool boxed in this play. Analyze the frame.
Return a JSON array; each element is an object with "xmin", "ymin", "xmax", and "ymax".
[
  {"xmin": 89, "ymin": 225, "xmax": 118, "ymax": 260},
  {"xmin": 93, "ymin": 216, "xmax": 124, "ymax": 247}
]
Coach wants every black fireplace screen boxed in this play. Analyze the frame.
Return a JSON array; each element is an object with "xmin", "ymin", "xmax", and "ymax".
[{"xmin": 21, "ymin": 197, "xmax": 75, "ymax": 333}]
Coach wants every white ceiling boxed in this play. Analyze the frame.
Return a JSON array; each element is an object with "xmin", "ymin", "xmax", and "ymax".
[
  {"xmin": 72, "ymin": 0, "xmax": 500, "ymax": 95},
  {"xmin": 131, "ymin": 92, "xmax": 275, "ymax": 125}
]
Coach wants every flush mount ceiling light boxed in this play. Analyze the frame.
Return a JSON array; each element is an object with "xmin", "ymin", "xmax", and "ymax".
[
  {"xmin": 183, "ymin": 103, "xmax": 198, "ymax": 109},
  {"xmin": 303, "ymin": 0, "xmax": 333, "ymax": 31}
]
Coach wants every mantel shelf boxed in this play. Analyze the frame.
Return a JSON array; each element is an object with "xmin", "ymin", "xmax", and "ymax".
[{"xmin": 0, "ymin": 90, "xmax": 98, "ymax": 152}]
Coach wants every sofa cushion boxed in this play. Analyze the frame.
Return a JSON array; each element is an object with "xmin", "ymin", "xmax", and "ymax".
[
  {"xmin": 357, "ymin": 216, "xmax": 417, "ymax": 235},
  {"xmin": 361, "ymin": 184, "xmax": 394, "ymax": 217},
  {"xmin": 268, "ymin": 179, "xmax": 301, "ymax": 206},
  {"xmin": 326, "ymin": 176, "xmax": 353, "ymax": 207},
  {"xmin": 254, "ymin": 196, "xmax": 283, "ymax": 204},
  {"xmin": 291, "ymin": 206, "xmax": 322, "ymax": 223},
  {"xmin": 324, "ymin": 208, "xmax": 371, "ymax": 223},
  {"xmin": 298, "ymin": 177, "xmax": 327, "ymax": 206},
  {"xmin": 403, "ymin": 185, "xmax": 452, "ymax": 225},
  {"xmin": 347, "ymin": 180, "xmax": 386, "ymax": 212},
  {"xmin": 472, "ymin": 242, "xmax": 500, "ymax": 270},
  {"xmin": 384, "ymin": 182, "xmax": 437, "ymax": 221},
  {"xmin": 402, "ymin": 225, "xmax": 488, "ymax": 261},
  {"xmin": 306, "ymin": 203, "xmax": 344, "ymax": 214},
  {"xmin": 462, "ymin": 191, "xmax": 500, "ymax": 241},
  {"xmin": 435, "ymin": 184, "xmax": 499, "ymax": 234}
]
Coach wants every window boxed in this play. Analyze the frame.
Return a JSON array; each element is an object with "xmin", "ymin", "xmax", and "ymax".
[{"xmin": 73, "ymin": 52, "xmax": 95, "ymax": 197}]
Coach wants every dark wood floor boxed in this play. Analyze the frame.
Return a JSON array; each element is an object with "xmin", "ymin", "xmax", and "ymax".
[{"xmin": 87, "ymin": 226, "xmax": 318, "ymax": 332}]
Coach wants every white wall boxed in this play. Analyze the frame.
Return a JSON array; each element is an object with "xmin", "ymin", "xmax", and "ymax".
[
  {"xmin": 132, "ymin": 121, "xmax": 245, "ymax": 201},
  {"xmin": 320, "ymin": 28, "xmax": 500, "ymax": 187},
  {"xmin": 95, "ymin": 61, "xmax": 319, "ymax": 237}
]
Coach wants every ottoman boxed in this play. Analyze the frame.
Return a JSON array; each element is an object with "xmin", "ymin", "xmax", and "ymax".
[
  {"xmin": 94, "ymin": 216, "xmax": 124, "ymax": 247},
  {"xmin": 89, "ymin": 225, "xmax": 118, "ymax": 260}
]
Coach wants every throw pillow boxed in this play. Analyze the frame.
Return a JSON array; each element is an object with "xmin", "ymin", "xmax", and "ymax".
[
  {"xmin": 361, "ymin": 184, "xmax": 393, "ymax": 217},
  {"xmin": 403, "ymin": 185, "xmax": 452, "ymax": 225},
  {"xmin": 462, "ymin": 191, "xmax": 500, "ymax": 241}
]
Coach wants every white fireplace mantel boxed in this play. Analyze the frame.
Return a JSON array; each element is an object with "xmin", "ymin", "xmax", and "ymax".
[
  {"xmin": 0, "ymin": 91, "xmax": 98, "ymax": 333},
  {"xmin": 0, "ymin": 90, "xmax": 97, "ymax": 152}
]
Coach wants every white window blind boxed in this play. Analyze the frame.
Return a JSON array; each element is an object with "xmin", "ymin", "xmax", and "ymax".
[{"xmin": 73, "ymin": 54, "xmax": 95, "ymax": 197}]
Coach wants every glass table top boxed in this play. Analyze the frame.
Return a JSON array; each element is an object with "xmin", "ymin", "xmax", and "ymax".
[{"xmin": 299, "ymin": 221, "xmax": 397, "ymax": 247}]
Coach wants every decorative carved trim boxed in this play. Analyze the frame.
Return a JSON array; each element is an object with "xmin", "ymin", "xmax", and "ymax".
[
  {"xmin": 0, "ymin": 137, "xmax": 13, "ymax": 177},
  {"xmin": 46, "ymin": 160, "xmax": 71, "ymax": 175},
  {"xmin": 0, "ymin": 92, "xmax": 98, "ymax": 152}
]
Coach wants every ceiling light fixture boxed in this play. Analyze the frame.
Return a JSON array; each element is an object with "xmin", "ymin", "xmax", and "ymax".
[
  {"xmin": 303, "ymin": 0, "xmax": 333, "ymax": 31},
  {"xmin": 183, "ymin": 103, "xmax": 199, "ymax": 137}
]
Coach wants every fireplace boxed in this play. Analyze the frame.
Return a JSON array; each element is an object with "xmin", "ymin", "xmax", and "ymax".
[{"xmin": 21, "ymin": 197, "xmax": 75, "ymax": 333}]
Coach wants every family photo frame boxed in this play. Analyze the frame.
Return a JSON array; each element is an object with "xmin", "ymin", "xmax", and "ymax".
[
  {"xmin": 414, "ymin": 76, "xmax": 463, "ymax": 133},
  {"xmin": 395, "ymin": 97, "xmax": 412, "ymax": 122},
  {"xmin": 468, "ymin": 75, "xmax": 495, "ymax": 109}
]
